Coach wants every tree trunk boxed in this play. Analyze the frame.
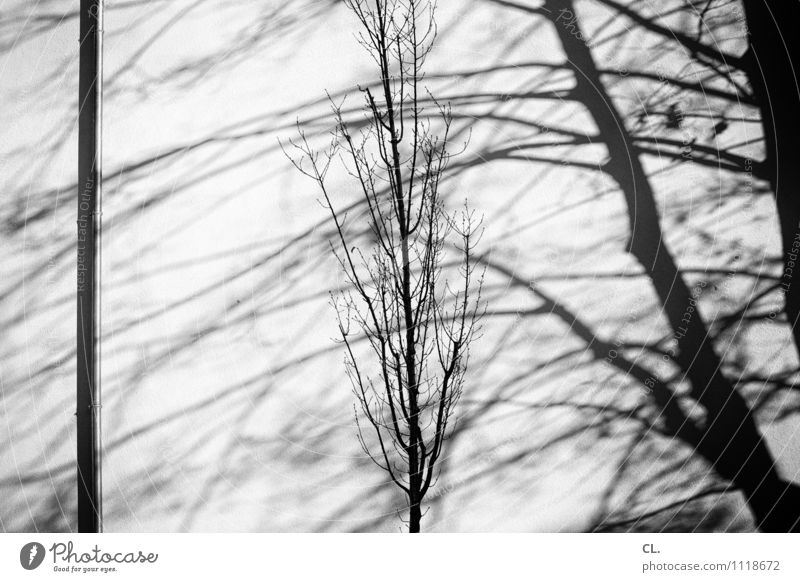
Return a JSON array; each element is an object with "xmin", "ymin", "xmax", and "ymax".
[
  {"xmin": 741, "ymin": 0, "xmax": 800, "ymax": 356},
  {"xmin": 409, "ymin": 493, "xmax": 421, "ymax": 533}
]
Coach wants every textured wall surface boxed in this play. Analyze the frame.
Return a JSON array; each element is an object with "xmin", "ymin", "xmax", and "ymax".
[{"xmin": 2, "ymin": 0, "xmax": 798, "ymax": 532}]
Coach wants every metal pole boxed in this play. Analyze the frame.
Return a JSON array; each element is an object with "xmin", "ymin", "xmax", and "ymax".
[{"xmin": 77, "ymin": 0, "xmax": 103, "ymax": 533}]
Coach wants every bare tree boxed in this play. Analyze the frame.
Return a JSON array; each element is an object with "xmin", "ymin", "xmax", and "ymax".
[{"xmin": 284, "ymin": 0, "xmax": 484, "ymax": 532}]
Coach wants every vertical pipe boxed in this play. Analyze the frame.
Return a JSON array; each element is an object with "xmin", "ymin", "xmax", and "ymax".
[{"xmin": 77, "ymin": 0, "xmax": 103, "ymax": 533}]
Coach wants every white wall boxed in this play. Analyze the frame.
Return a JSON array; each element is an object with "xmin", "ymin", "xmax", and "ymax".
[{"xmin": 1, "ymin": 0, "xmax": 797, "ymax": 532}]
